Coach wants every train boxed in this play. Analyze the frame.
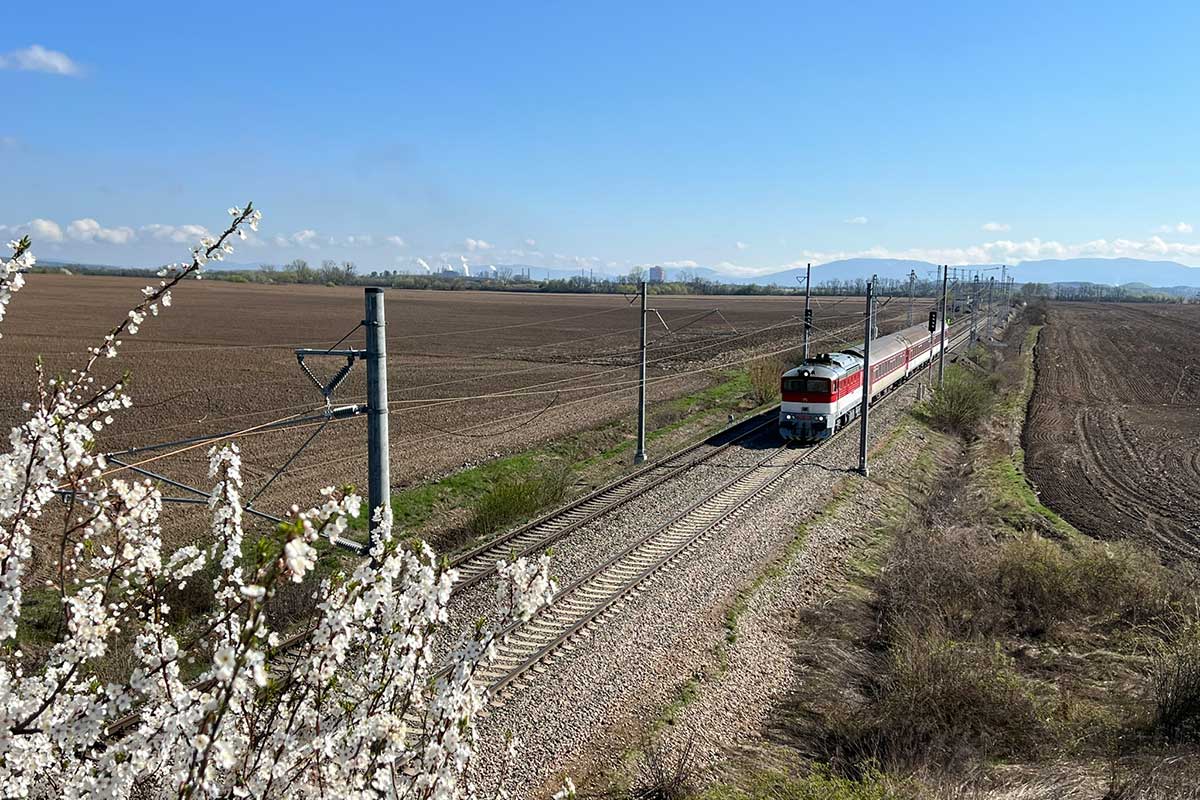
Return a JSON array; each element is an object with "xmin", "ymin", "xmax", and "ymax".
[{"xmin": 779, "ymin": 319, "xmax": 950, "ymax": 444}]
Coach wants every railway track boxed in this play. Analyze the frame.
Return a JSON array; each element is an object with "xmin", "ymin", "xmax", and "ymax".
[
  {"xmin": 477, "ymin": 440, "xmax": 802, "ymax": 699},
  {"xmin": 461, "ymin": 326, "xmax": 976, "ymax": 703},
  {"xmin": 446, "ymin": 409, "xmax": 779, "ymax": 592}
]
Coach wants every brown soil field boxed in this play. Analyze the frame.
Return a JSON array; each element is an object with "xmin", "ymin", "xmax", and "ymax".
[
  {"xmin": 1025, "ymin": 302, "xmax": 1200, "ymax": 560},
  {"xmin": 1, "ymin": 274, "xmax": 922, "ymax": 561}
]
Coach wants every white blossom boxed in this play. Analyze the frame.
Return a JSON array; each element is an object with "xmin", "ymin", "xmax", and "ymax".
[{"xmin": 0, "ymin": 212, "xmax": 559, "ymax": 799}]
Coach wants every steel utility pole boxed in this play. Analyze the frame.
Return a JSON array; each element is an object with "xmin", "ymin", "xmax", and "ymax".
[
  {"xmin": 938, "ymin": 265, "xmax": 949, "ymax": 386},
  {"xmin": 365, "ymin": 287, "xmax": 390, "ymax": 552},
  {"xmin": 988, "ymin": 276, "xmax": 995, "ymax": 339},
  {"xmin": 858, "ymin": 276, "xmax": 876, "ymax": 476},
  {"xmin": 802, "ymin": 263, "xmax": 813, "ymax": 361},
  {"xmin": 634, "ymin": 280, "xmax": 648, "ymax": 465},
  {"xmin": 907, "ymin": 269, "xmax": 916, "ymax": 327},
  {"xmin": 970, "ymin": 272, "xmax": 979, "ymax": 344}
]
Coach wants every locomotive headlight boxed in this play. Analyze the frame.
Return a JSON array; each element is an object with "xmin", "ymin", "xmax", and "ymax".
[{"xmin": 784, "ymin": 414, "xmax": 793, "ymax": 420}]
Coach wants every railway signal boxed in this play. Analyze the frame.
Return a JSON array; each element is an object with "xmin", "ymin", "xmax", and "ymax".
[{"xmin": 927, "ymin": 309, "xmax": 937, "ymax": 390}]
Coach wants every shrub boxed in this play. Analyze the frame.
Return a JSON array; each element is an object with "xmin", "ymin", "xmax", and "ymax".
[
  {"xmin": 993, "ymin": 533, "xmax": 1073, "ymax": 636},
  {"xmin": 994, "ymin": 535, "xmax": 1175, "ymax": 635},
  {"xmin": 924, "ymin": 367, "xmax": 995, "ymax": 438},
  {"xmin": 1147, "ymin": 618, "xmax": 1200, "ymax": 742},
  {"xmin": 877, "ymin": 525, "xmax": 1001, "ymax": 639},
  {"xmin": 747, "ymin": 355, "xmax": 784, "ymax": 406},
  {"xmin": 1024, "ymin": 299, "xmax": 1048, "ymax": 326},
  {"xmin": 621, "ymin": 739, "xmax": 698, "ymax": 800},
  {"xmin": 824, "ymin": 631, "xmax": 1043, "ymax": 770},
  {"xmin": 467, "ymin": 461, "xmax": 573, "ymax": 536}
]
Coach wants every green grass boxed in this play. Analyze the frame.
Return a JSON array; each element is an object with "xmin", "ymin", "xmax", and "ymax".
[
  {"xmin": 579, "ymin": 369, "xmax": 759, "ymax": 467},
  {"xmin": 997, "ymin": 324, "xmax": 1042, "ymax": 421},
  {"xmin": 12, "ymin": 586, "xmax": 63, "ymax": 653},
  {"xmin": 979, "ymin": 447, "xmax": 1079, "ymax": 539},
  {"xmin": 347, "ymin": 451, "xmax": 545, "ymax": 538},
  {"xmin": 354, "ymin": 369, "xmax": 768, "ymax": 546},
  {"xmin": 700, "ymin": 764, "xmax": 902, "ymax": 800}
]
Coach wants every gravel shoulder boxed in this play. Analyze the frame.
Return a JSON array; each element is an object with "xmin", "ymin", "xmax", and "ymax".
[
  {"xmin": 657, "ymin": 416, "xmax": 942, "ymax": 788},
  {"xmin": 461, "ymin": 375, "xmax": 941, "ymax": 797}
]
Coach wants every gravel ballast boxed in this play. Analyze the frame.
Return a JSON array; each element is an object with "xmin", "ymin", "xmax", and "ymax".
[{"xmin": 452, "ymin": 377, "xmax": 941, "ymax": 797}]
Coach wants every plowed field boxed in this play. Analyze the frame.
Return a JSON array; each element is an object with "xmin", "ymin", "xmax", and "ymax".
[
  {"xmin": 0, "ymin": 275, "xmax": 919, "ymax": 554},
  {"xmin": 1025, "ymin": 303, "xmax": 1200, "ymax": 560}
]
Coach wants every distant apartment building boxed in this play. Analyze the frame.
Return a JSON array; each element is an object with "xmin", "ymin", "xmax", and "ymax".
[{"xmin": 648, "ymin": 265, "xmax": 665, "ymax": 283}]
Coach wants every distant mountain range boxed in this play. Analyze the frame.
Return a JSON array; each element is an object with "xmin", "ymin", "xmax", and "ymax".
[
  {"xmin": 36, "ymin": 256, "xmax": 1200, "ymax": 290},
  {"xmin": 659, "ymin": 257, "xmax": 1200, "ymax": 290}
]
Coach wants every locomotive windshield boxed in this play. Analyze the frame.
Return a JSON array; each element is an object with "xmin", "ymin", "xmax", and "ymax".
[{"xmin": 783, "ymin": 377, "xmax": 831, "ymax": 394}]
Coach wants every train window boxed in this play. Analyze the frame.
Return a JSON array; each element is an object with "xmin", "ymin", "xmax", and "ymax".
[{"xmin": 783, "ymin": 377, "xmax": 831, "ymax": 394}]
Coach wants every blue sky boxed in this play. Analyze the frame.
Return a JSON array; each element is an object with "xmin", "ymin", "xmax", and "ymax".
[{"xmin": 3, "ymin": 1, "xmax": 1200, "ymax": 274}]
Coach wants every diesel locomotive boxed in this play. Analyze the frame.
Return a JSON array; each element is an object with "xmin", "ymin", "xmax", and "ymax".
[{"xmin": 779, "ymin": 319, "xmax": 946, "ymax": 444}]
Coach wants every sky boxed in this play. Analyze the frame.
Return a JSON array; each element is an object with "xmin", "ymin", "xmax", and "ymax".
[{"xmin": 3, "ymin": 1, "xmax": 1200, "ymax": 276}]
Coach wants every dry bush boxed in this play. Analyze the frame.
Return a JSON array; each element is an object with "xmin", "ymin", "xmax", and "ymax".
[
  {"xmin": 1024, "ymin": 299, "xmax": 1049, "ymax": 326},
  {"xmin": 1146, "ymin": 619, "xmax": 1200, "ymax": 743},
  {"xmin": 1104, "ymin": 752, "xmax": 1200, "ymax": 799},
  {"xmin": 994, "ymin": 535, "xmax": 1177, "ymax": 636},
  {"xmin": 925, "ymin": 367, "xmax": 995, "ymax": 438},
  {"xmin": 877, "ymin": 524, "xmax": 1002, "ymax": 639},
  {"xmin": 821, "ymin": 631, "xmax": 1043, "ymax": 772},
  {"xmin": 747, "ymin": 355, "xmax": 784, "ymax": 406},
  {"xmin": 993, "ymin": 533, "xmax": 1073, "ymax": 636},
  {"xmin": 619, "ymin": 738, "xmax": 698, "ymax": 800}
]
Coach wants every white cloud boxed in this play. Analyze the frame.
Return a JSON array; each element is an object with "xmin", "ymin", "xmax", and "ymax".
[
  {"xmin": 981, "ymin": 221, "xmax": 1011, "ymax": 232},
  {"xmin": 0, "ymin": 45, "xmax": 81, "ymax": 76},
  {"xmin": 464, "ymin": 238, "xmax": 493, "ymax": 251},
  {"xmin": 0, "ymin": 218, "xmax": 64, "ymax": 243},
  {"xmin": 67, "ymin": 218, "xmax": 135, "ymax": 244},
  {"xmin": 141, "ymin": 223, "xmax": 211, "ymax": 244},
  {"xmin": 1155, "ymin": 222, "xmax": 1193, "ymax": 234},
  {"xmin": 662, "ymin": 259, "xmax": 699, "ymax": 268},
  {"xmin": 735, "ymin": 241, "xmax": 749, "ymax": 250},
  {"xmin": 844, "ymin": 216, "xmax": 869, "ymax": 225},
  {"xmin": 385, "ymin": 235, "xmax": 406, "ymax": 248},
  {"xmin": 524, "ymin": 238, "xmax": 537, "ymax": 247},
  {"xmin": 271, "ymin": 230, "xmax": 321, "ymax": 249},
  {"xmin": 711, "ymin": 260, "xmax": 763, "ymax": 277},
  {"xmin": 291, "ymin": 230, "xmax": 319, "ymax": 248},
  {"xmin": 0, "ymin": 136, "xmax": 18, "ymax": 151},
  {"xmin": 30, "ymin": 219, "xmax": 63, "ymax": 242},
  {"xmin": 343, "ymin": 234, "xmax": 374, "ymax": 247}
]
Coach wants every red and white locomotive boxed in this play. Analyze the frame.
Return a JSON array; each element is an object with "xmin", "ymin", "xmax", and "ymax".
[{"xmin": 779, "ymin": 320, "xmax": 946, "ymax": 444}]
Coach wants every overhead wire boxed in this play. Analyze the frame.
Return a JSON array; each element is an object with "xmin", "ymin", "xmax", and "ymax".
[
  {"xmin": 282, "ymin": 318, "xmax": 868, "ymax": 479},
  {"xmin": 97, "ymin": 306, "xmax": 864, "ymax": 484}
]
